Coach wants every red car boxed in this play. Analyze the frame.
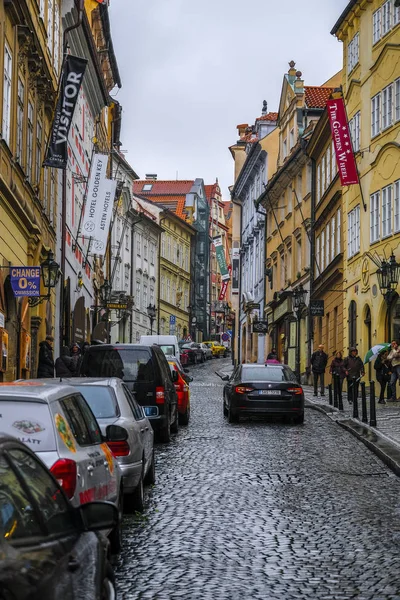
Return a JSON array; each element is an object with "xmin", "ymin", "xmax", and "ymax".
[{"xmin": 168, "ymin": 358, "xmax": 192, "ymax": 425}]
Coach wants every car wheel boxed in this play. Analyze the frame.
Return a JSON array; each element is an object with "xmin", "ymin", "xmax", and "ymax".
[
  {"xmin": 130, "ymin": 471, "xmax": 145, "ymax": 512},
  {"xmin": 144, "ymin": 449, "xmax": 156, "ymax": 485},
  {"xmin": 179, "ymin": 405, "xmax": 190, "ymax": 425},
  {"xmin": 170, "ymin": 407, "xmax": 179, "ymax": 433},
  {"xmin": 293, "ymin": 413, "xmax": 304, "ymax": 425},
  {"xmin": 102, "ymin": 562, "xmax": 116, "ymax": 600},
  {"xmin": 109, "ymin": 492, "xmax": 123, "ymax": 553},
  {"xmin": 158, "ymin": 411, "xmax": 171, "ymax": 443},
  {"xmin": 228, "ymin": 405, "xmax": 239, "ymax": 423}
]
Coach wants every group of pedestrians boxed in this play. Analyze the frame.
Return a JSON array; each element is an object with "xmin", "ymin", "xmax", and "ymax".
[{"xmin": 37, "ymin": 336, "xmax": 90, "ymax": 378}]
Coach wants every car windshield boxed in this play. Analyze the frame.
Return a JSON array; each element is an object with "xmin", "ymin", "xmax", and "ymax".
[
  {"xmin": 181, "ymin": 344, "xmax": 193, "ymax": 349},
  {"xmin": 0, "ymin": 400, "xmax": 56, "ymax": 451},
  {"xmin": 73, "ymin": 386, "xmax": 119, "ymax": 419},
  {"xmin": 241, "ymin": 366, "xmax": 289, "ymax": 382},
  {"xmin": 160, "ymin": 345, "xmax": 175, "ymax": 356},
  {"xmin": 83, "ymin": 348, "xmax": 155, "ymax": 382}
]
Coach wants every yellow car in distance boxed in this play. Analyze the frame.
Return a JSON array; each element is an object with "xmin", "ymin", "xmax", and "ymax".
[{"xmin": 203, "ymin": 341, "xmax": 227, "ymax": 358}]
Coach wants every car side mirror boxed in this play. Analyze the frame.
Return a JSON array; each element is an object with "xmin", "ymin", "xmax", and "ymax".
[
  {"xmin": 171, "ymin": 370, "xmax": 179, "ymax": 382},
  {"xmin": 184, "ymin": 368, "xmax": 190, "ymax": 373},
  {"xmin": 187, "ymin": 375, "xmax": 193, "ymax": 383},
  {"xmin": 221, "ymin": 374, "xmax": 230, "ymax": 381},
  {"xmin": 78, "ymin": 501, "xmax": 119, "ymax": 532},
  {"xmin": 106, "ymin": 424, "xmax": 128, "ymax": 442}
]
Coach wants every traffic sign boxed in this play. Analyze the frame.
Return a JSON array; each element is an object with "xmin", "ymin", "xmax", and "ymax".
[
  {"xmin": 10, "ymin": 267, "xmax": 41, "ymax": 297},
  {"xmin": 221, "ymin": 332, "xmax": 230, "ymax": 342},
  {"xmin": 169, "ymin": 315, "xmax": 176, "ymax": 324}
]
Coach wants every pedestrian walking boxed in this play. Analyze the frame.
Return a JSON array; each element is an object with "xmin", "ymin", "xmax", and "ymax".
[
  {"xmin": 37, "ymin": 335, "xmax": 55, "ymax": 378},
  {"xmin": 267, "ymin": 348, "xmax": 278, "ymax": 360},
  {"xmin": 374, "ymin": 349, "xmax": 391, "ymax": 404},
  {"xmin": 311, "ymin": 344, "xmax": 328, "ymax": 396},
  {"xmin": 69, "ymin": 342, "xmax": 82, "ymax": 375},
  {"xmin": 388, "ymin": 340, "xmax": 400, "ymax": 401},
  {"xmin": 329, "ymin": 351, "xmax": 346, "ymax": 397},
  {"xmin": 55, "ymin": 346, "xmax": 76, "ymax": 377},
  {"xmin": 344, "ymin": 347, "xmax": 364, "ymax": 403}
]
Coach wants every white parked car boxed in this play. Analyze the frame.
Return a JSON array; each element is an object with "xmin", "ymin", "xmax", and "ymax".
[{"xmin": 0, "ymin": 382, "xmax": 123, "ymax": 553}]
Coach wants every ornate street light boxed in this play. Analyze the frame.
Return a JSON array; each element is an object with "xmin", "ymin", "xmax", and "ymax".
[
  {"xmin": 28, "ymin": 250, "xmax": 60, "ymax": 307},
  {"xmin": 99, "ymin": 279, "xmax": 111, "ymax": 306},
  {"xmin": 292, "ymin": 284, "xmax": 307, "ymax": 382},
  {"xmin": 147, "ymin": 304, "xmax": 157, "ymax": 335}
]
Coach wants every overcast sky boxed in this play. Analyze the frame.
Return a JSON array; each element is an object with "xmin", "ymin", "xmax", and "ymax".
[{"xmin": 109, "ymin": 0, "xmax": 349, "ymax": 198}]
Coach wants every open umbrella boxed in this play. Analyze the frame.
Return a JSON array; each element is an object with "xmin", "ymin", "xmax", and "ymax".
[{"xmin": 364, "ymin": 343, "xmax": 391, "ymax": 364}]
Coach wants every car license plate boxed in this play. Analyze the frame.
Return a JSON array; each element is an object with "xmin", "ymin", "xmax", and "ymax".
[
  {"xmin": 258, "ymin": 390, "xmax": 280, "ymax": 396},
  {"xmin": 144, "ymin": 406, "xmax": 158, "ymax": 417}
]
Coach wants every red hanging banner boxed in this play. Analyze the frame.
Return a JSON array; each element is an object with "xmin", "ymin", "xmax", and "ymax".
[{"xmin": 327, "ymin": 98, "xmax": 359, "ymax": 187}]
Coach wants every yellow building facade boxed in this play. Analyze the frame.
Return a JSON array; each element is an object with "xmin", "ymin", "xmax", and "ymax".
[
  {"xmin": 332, "ymin": 0, "xmax": 400, "ymax": 356},
  {"xmin": 158, "ymin": 212, "xmax": 194, "ymax": 340},
  {"xmin": 0, "ymin": 0, "xmax": 61, "ymax": 379}
]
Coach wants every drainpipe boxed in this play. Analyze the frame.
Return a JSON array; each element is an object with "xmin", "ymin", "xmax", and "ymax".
[
  {"xmin": 59, "ymin": 0, "xmax": 84, "ymax": 349},
  {"xmin": 308, "ymin": 157, "xmax": 317, "ymax": 379}
]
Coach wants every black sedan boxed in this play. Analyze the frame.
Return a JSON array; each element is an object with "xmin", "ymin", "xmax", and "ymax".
[
  {"xmin": 0, "ymin": 434, "xmax": 118, "ymax": 600},
  {"xmin": 219, "ymin": 364, "xmax": 305, "ymax": 424}
]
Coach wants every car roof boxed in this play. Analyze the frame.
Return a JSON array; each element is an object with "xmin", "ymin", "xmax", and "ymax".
[
  {"xmin": 33, "ymin": 377, "xmax": 119, "ymax": 388},
  {"xmin": 0, "ymin": 382, "xmax": 81, "ymax": 404},
  {"xmin": 242, "ymin": 364, "xmax": 286, "ymax": 368},
  {"xmin": 85, "ymin": 344, "xmax": 152, "ymax": 351}
]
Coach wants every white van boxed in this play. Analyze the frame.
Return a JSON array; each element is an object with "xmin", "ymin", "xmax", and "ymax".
[{"xmin": 140, "ymin": 335, "xmax": 180, "ymax": 360}]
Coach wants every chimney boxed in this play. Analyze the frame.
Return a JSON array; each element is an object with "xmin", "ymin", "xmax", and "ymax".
[
  {"xmin": 294, "ymin": 71, "xmax": 304, "ymax": 96},
  {"xmin": 237, "ymin": 123, "xmax": 248, "ymax": 138},
  {"xmin": 145, "ymin": 174, "xmax": 157, "ymax": 180}
]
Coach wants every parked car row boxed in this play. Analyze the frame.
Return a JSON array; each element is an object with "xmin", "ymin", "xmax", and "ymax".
[{"xmin": 0, "ymin": 342, "xmax": 195, "ymax": 599}]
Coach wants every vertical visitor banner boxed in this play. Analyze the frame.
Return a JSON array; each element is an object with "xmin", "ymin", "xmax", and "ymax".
[
  {"xmin": 213, "ymin": 236, "xmax": 230, "ymax": 281},
  {"xmin": 231, "ymin": 248, "xmax": 240, "ymax": 294},
  {"xmin": 327, "ymin": 98, "xmax": 359, "ymax": 186},
  {"xmin": 44, "ymin": 55, "xmax": 88, "ymax": 169}
]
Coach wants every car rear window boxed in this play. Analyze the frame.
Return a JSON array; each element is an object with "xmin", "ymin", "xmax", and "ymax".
[
  {"xmin": 83, "ymin": 348, "xmax": 155, "ymax": 382},
  {"xmin": 73, "ymin": 386, "xmax": 119, "ymax": 419},
  {"xmin": 0, "ymin": 400, "xmax": 56, "ymax": 451},
  {"xmin": 241, "ymin": 366, "xmax": 289, "ymax": 382},
  {"xmin": 160, "ymin": 345, "xmax": 175, "ymax": 356}
]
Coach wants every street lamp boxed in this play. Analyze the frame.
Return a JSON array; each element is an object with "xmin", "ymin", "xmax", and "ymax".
[
  {"xmin": 292, "ymin": 284, "xmax": 307, "ymax": 382},
  {"xmin": 147, "ymin": 304, "xmax": 156, "ymax": 335},
  {"xmin": 376, "ymin": 253, "xmax": 400, "ymax": 339},
  {"xmin": 28, "ymin": 250, "xmax": 60, "ymax": 307}
]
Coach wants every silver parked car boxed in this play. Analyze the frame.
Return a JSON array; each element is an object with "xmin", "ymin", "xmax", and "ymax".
[
  {"xmin": 46, "ymin": 377, "xmax": 155, "ymax": 513},
  {"xmin": 200, "ymin": 342, "xmax": 213, "ymax": 360},
  {"xmin": 0, "ymin": 382, "xmax": 123, "ymax": 554}
]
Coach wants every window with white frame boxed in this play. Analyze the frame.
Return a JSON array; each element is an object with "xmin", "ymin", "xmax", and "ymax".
[
  {"xmin": 371, "ymin": 93, "xmax": 381, "ymax": 137},
  {"xmin": 331, "ymin": 215, "xmax": 336, "ymax": 263},
  {"xmin": 161, "ymin": 235, "xmax": 166, "ymax": 257},
  {"xmin": 348, "ymin": 205, "xmax": 360, "ymax": 258},
  {"xmin": 43, "ymin": 152, "xmax": 49, "ymax": 213},
  {"xmin": 289, "ymin": 128, "xmax": 295, "ymax": 149},
  {"xmin": 143, "ymin": 284, "xmax": 148, "ymax": 308},
  {"xmin": 150, "ymin": 243, "xmax": 155, "ymax": 265},
  {"xmin": 395, "ymin": 180, "xmax": 400, "ymax": 232},
  {"xmin": 325, "ymin": 225, "xmax": 330, "ymax": 267},
  {"xmin": 331, "ymin": 140, "xmax": 337, "ymax": 177},
  {"xmin": 47, "ymin": 0, "xmax": 54, "ymax": 54},
  {"xmin": 16, "ymin": 78, "xmax": 24, "ymax": 162},
  {"xmin": 137, "ymin": 232, "xmax": 142, "ymax": 255},
  {"xmin": 316, "ymin": 235, "xmax": 320, "ymax": 275},
  {"xmin": 39, "ymin": 0, "xmax": 45, "ymax": 18},
  {"xmin": 382, "ymin": 83, "xmax": 393, "ymax": 129},
  {"xmin": 395, "ymin": 4, "xmax": 400, "ymax": 25},
  {"xmin": 395, "ymin": 78, "xmax": 400, "ymax": 122},
  {"xmin": 160, "ymin": 275, "xmax": 165, "ymax": 300},
  {"xmin": 382, "ymin": 1, "xmax": 391, "ymax": 36},
  {"xmin": 166, "ymin": 278, "xmax": 171, "ymax": 304},
  {"xmin": 27, "ymin": 102, "xmax": 34, "ymax": 182},
  {"xmin": 370, "ymin": 191, "xmax": 380, "ymax": 243},
  {"xmin": 373, "ymin": 7, "xmax": 382, "ymax": 43},
  {"xmin": 54, "ymin": 0, "xmax": 60, "ymax": 75},
  {"xmin": 136, "ymin": 280, "xmax": 141, "ymax": 307},
  {"xmin": 347, "ymin": 32, "xmax": 359, "ymax": 72},
  {"xmin": 317, "ymin": 163, "xmax": 321, "ymax": 203},
  {"xmin": 50, "ymin": 169, "xmax": 56, "ymax": 223},
  {"xmin": 349, "ymin": 111, "xmax": 361, "ymax": 152},
  {"xmin": 282, "ymin": 138, "xmax": 287, "ymax": 159},
  {"xmin": 336, "ymin": 208, "xmax": 341, "ymax": 255},
  {"xmin": 296, "ymin": 236, "xmax": 301, "ymax": 274},
  {"xmin": 321, "ymin": 229, "xmax": 325, "ymax": 271},
  {"xmin": 382, "ymin": 185, "xmax": 393, "ymax": 238},
  {"xmin": 35, "ymin": 118, "xmax": 42, "ymax": 185},
  {"xmin": 150, "ymin": 287, "xmax": 155, "ymax": 305},
  {"xmin": 2, "ymin": 45, "xmax": 12, "ymax": 145}
]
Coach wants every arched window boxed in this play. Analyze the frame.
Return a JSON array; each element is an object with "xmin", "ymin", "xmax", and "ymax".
[{"xmin": 348, "ymin": 301, "xmax": 357, "ymax": 348}]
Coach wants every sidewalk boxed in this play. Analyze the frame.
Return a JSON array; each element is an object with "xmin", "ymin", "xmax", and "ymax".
[{"xmin": 303, "ymin": 384, "xmax": 400, "ymax": 476}]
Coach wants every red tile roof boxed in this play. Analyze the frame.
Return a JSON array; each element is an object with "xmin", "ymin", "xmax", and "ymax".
[
  {"xmin": 138, "ymin": 194, "xmax": 187, "ymax": 220},
  {"xmin": 133, "ymin": 180, "xmax": 194, "ymax": 196},
  {"xmin": 304, "ymin": 86, "xmax": 334, "ymax": 109},
  {"xmin": 256, "ymin": 112, "xmax": 278, "ymax": 122}
]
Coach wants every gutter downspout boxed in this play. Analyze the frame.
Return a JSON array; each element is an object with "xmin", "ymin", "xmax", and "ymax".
[
  {"xmin": 59, "ymin": 0, "xmax": 84, "ymax": 349},
  {"xmin": 237, "ymin": 199, "xmax": 243, "ymax": 364},
  {"xmin": 308, "ymin": 157, "xmax": 317, "ymax": 381}
]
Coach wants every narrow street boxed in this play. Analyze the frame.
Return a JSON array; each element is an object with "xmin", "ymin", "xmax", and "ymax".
[{"xmin": 117, "ymin": 359, "xmax": 400, "ymax": 600}]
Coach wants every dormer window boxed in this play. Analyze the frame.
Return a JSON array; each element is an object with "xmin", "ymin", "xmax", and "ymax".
[{"xmin": 142, "ymin": 183, "xmax": 153, "ymax": 191}]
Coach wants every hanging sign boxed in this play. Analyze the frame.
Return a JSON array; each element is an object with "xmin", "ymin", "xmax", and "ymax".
[
  {"xmin": 310, "ymin": 300, "xmax": 325, "ymax": 317},
  {"xmin": 231, "ymin": 248, "xmax": 240, "ymax": 294},
  {"xmin": 91, "ymin": 179, "xmax": 117, "ymax": 256},
  {"xmin": 327, "ymin": 98, "xmax": 359, "ymax": 186},
  {"xmin": 219, "ymin": 279, "xmax": 229, "ymax": 301},
  {"xmin": 43, "ymin": 55, "xmax": 88, "ymax": 169},
  {"xmin": 10, "ymin": 267, "xmax": 41, "ymax": 297},
  {"xmin": 214, "ymin": 236, "xmax": 230, "ymax": 281}
]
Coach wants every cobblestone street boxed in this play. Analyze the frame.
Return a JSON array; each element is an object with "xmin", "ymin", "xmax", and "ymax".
[{"xmin": 116, "ymin": 359, "xmax": 400, "ymax": 600}]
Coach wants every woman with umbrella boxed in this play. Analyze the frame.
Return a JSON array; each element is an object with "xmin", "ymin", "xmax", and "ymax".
[{"xmin": 374, "ymin": 349, "xmax": 391, "ymax": 404}]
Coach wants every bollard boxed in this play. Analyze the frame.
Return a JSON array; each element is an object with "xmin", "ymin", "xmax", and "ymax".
[
  {"xmin": 352, "ymin": 376, "xmax": 359, "ymax": 419},
  {"xmin": 333, "ymin": 376, "xmax": 338, "ymax": 408},
  {"xmin": 337, "ymin": 375, "xmax": 344, "ymax": 411},
  {"xmin": 328, "ymin": 383, "xmax": 333, "ymax": 406},
  {"xmin": 370, "ymin": 380, "xmax": 377, "ymax": 427},
  {"xmin": 361, "ymin": 381, "xmax": 368, "ymax": 423}
]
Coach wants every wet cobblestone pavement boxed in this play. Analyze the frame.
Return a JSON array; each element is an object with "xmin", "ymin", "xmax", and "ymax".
[{"xmin": 116, "ymin": 359, "xmax": 400, "ymax": 600}]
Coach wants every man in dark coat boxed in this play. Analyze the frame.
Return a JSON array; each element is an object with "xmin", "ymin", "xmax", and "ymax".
[
  {"xmin": 55, "ymin": 346, "xmax": 75, "ymax": 377},
  {"xmin": 344, "ymin": 347, "xmax": 365, "ymax": 403},
  {"xmin": 37, "ymin": 335, "xmax": 55, "ymax": 378},
  {"xmin": 311, "ymin": 344, "xmax": 328, "ymax": 396}
]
